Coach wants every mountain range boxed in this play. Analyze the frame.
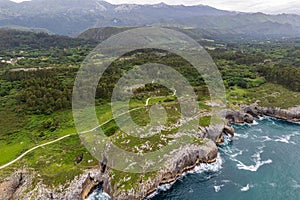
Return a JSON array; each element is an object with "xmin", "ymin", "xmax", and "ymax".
[{"xmin": 0, "ymin": 0, "xmax": 300, "ymax": 37}]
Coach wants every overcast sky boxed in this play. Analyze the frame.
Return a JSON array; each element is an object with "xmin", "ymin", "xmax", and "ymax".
[{"xmin": 10, "ymin": 0, "xmax": 300, "ymax": 14}]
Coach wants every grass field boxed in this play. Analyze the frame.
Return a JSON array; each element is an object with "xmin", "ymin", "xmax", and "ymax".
[
  {"xmin": 1, "ymin": 82, "xmax": 299, "ymax": 188},
  {"xmin": 227, "ymin": 83, "xmax": 300, "ymax": 109}
]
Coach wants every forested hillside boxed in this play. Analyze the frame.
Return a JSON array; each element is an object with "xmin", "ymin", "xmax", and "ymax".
[
  {"xmin": 0, "ymin": 27, "xmax": 300, "ymax": 196},
  {"xmin": 0, "ymin": 0, "xmax": 300, "ymax": 37}
]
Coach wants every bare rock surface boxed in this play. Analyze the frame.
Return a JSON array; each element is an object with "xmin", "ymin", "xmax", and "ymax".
[
  {"xmin": 242, "ymin": 105, "xmax": 300, "ymax": 122},
  {"xmin": 103, "ymin": 140, "xmax": 218, "ymax": 200}
]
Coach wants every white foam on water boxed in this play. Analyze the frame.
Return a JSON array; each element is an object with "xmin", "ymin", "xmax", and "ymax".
[
  {"xmin": 146, "ymin": 180, "xmax": 177, "ymax": 199},
  {"xmin": 236, "ymin": 159, "xmax": 272, "ymax": 172},
  {"xmin": 292, "ymin": 180, "xmax": 300, "ymax": 189},
  {"xmin": 274, "ymin": 132, "xmax": 300, "ymax": 144},
  {"xmin": 221, "ymin": 180, "xmax": 231, "ymax": 183},
  {"xmin": 257, "ymin": 135, "xmax": 273, "ymax": 142},
  {"xmin": 251, "ymin": 120, "xmax": 259, "ymax": 125},
  {"xmin": 269, "ymin": 182, "xmax": 277, "ymax": 188},
  {"xmin": 190, "ymin": 154, "xmax": 223, "ymax": 174},
  {"xmin": 220, "ymin": 135, "xmax": 273, "ymax": 172},
  {"xmin": 274, "ymin": 136, "xmax": 290, "ymax": 143},
  {"xmin": 258, "ymin": 116, "xmax": 265, "ymax": 120},
  {"xmin": 214, "ymin": 184, "xmax": 224, "ymax": 192},
  {"xmin": 86, "ymin": 191, "xmax": 111, "ymax": 200},
  {"xmin": 241, "ymin": 184, "xmax": 251, "ymax": 192},
  {"xmin": 146, "ymin": 154, "xmax": 223, "ymax": 199},
  {"xmin": 231, "ymin": 150, "xmax": 243, "ymax": 158},
  {"xmin": 158, "ymin": 182, "xmax": 173, "ymax": 191},
  {"xmin": 236, "ymin": 149, "xmax": 272, "ymax": 172},
  {"xmin": 146, "ymin": 191, "xmax": 159, "ymax": 199},
  {"xmin": 222, "ymin": 135, "xmax": 273, "ymax": 172},
  {"xmin": 234, "ymin": 132, "xmax": 249, "ymax": 139}
]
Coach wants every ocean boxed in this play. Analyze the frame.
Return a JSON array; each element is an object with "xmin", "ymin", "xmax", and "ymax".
[{"xmin": 88, "ymin": 117, "xmax": 300, "ymax": 200}]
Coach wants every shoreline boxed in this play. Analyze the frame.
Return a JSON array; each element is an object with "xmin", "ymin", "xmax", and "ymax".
[
  {"xmin": 1, "ymin": 104, "xmax": 299, "ymax": 200},
  {"xmin": 98, "ymin": 140, "xmax": 219, "ymax": 200},
  {"xmin": 226, "ymin": 105, "xmax": 300, "ymax": 125},
  {"xmin": 86, "ymin": 105, "xmax": 300, "ymax": 199},
  {"xmin": 144, "ymin": 156, "xmax": 218, "ymax": 199}
]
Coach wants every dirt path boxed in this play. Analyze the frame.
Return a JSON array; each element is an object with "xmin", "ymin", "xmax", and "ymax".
[
  {"xmin": 0, "ymin": 134, "xmax": 73, "ymax": 170},
  {"xmin": 0, "ymin": 107, "xmax": 144, "ymax": 170},
  {"xmin": 0, "ymin": 91, "xmax": 177, "ymax": 170}
]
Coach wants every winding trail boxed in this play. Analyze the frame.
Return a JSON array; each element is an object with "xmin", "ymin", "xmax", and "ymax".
[
  {"xmin": 0, "ymin": 134, "xmax": 73, "ymax": 170},
  {"xmin": 0, "ymin": 107, "xmax": 142, "ymax": 170},
  {"xmin": 0, "ymin": 90, "xmax": 178, "ymax": 170},
  {"xmin": 145, "ymin": 89, "xmax": 176, "ymax": 107},
  {"xmin": 79, "ymin": 107, "xmax": 142, "ymax": 135}
]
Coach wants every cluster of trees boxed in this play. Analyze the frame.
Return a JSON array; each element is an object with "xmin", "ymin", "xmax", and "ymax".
[
  {"xmin": 2, "ymin": 68, "xmax": 76, "ymax": 114},
  {"xmin": 94, "ymin": 49, "xmax": 206, "ymax": 101},
  {"xmin": 210, "ymin": 49, "xmax": 266, "ymax": 65},
  {"xmin": 219, "ymin": 65, "xmax": 259, "ymax": 88},
  {"xmin": 0, "ymin": 29, "xmax": 95, "ymax": 52},
  {"xmin": 1, "ymin": 32, "xmax": 299, "ymax": 115},
  {"xmin": 257, "ymin": 64, "xmax": 300, "ymax": 91},
  {"xmin": 16, "ymin": 77, "xmax": 71, "ymax": 114},
  {"xmin": 3, "ymin": 68, "xmax": 77, "ymax": 81},
  {"xmin": 134, "ymin": 83, "xmax": 171, "ymax": 99}
]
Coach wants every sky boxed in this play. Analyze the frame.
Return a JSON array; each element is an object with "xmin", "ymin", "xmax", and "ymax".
[{"xmin": 9, "ymin": 0, "xmax": 300, "ymax": 14}]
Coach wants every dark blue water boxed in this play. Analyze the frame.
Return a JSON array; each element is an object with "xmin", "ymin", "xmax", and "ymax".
[
  {"xmin": 89, "ymin": 117, "xmax": 300, "ymax": 200},
  {"xmin": 150, "ymin": 117, "xmax": 300, "ymax": 200}
]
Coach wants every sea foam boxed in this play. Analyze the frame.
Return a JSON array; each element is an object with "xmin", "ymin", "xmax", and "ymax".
[
  {"xmin": 236, "ymin": 149, "xmax": 272, "ymax": 172},
  {"xmin": 146, "ymin": 154, "xmax": 223, "ymax": 199},
  {"xmin": 240, "ymin": 184, "xmax": 252, "ymax": 192}
]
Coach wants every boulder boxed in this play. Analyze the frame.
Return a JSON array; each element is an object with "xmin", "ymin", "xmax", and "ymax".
[
  {"xmin": 0, "ymin": 171, "xmax": 24, "ymax": 200},
  {"xmin": 223, "ymin": 125, "xmax": 234, "ymax": 137},
  {"xmin": 226, "ymin": 110, "xmax": 253, "ymax": 124},
  {"xmin": 242, "ymin": 105, "xmax": 300, "ymax": 123}
]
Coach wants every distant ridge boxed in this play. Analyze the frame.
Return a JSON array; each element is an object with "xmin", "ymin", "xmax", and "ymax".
[{"xmin": 0, "ymin": 0, "xmax": 299, "ymax": 37}]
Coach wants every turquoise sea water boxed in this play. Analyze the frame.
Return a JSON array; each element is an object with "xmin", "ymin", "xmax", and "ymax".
[{"xmin": 89, "ymin": 117, "xmax": 300, "ymax": 200}]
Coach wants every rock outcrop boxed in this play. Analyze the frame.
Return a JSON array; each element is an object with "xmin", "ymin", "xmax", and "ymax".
[
  {"xmin": 223, "ymin": 125, "xmax": 235, "ymax": 137},
  {"xmin": 225, "ymin": 110, "xmax": 254, "ymax": 124},
  {"xmin": 81, "ymin": 173, "xmax": 100, "ymax": 199},
  {"xmin": 102, "ymin": 140, "xmax": 218, "ymax": 200},
  {"xmin": 0, "ymin": 170, "xmax": 26, "ymax": 200},
  {"xmin": 241, "ymin": 105, "xmax": 300, "ymax": 122},
  {"xmin": 0, "ymin": 168, "xmax": 102, "ymax": 200},
  {"xmin": 225, "ymin": 105, "xmax": 300, "ymax": 124},
  {"xmin": 198, "ymin": 124, "xmax": 234, "ymax": 144},
  {"xmin": 0, "ymin": 118, "xmax": 237, "ymax": 200}
]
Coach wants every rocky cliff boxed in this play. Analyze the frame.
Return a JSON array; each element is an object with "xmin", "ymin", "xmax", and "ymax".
[
  {"xmin": 0, "ymin": 141, "xmax": 221, "ymax": 200},
  {"xmin": 225, "ymin": 105, "xmax": 300, "ymax": 124},
  {"xmin": 0, "ymin": 123, "xmax": 231, "ymax": 200},
  {"xmin": 102, "ymin": 140, "xmax": 218, "ymax": 200}
]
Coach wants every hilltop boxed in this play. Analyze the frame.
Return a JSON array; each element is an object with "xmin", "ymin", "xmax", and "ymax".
[{"xmin": 0, "ymin": 0, "xmax": 300, "ymax": 37}]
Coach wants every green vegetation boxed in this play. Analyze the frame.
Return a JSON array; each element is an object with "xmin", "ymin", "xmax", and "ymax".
[
  {"xmin": 258, "ymin": 64, "xmax": 300, "ymax": 92},
  {"xmin": 0, "ymin": 29, "xmax": 300, "ymax": 194},
  {"xmin": 199, "ymin": 116, "xmax": 211, "ymax": 127}
]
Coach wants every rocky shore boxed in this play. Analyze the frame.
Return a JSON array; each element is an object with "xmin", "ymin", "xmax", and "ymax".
[
  {"xmin": 0, "ymin": 141, "xmax": 220, "ymax": 200},
  {"xmin": 0, "ymin": 131, "xmax": 225, "ymax": 200},
  {"xmin": 226, "ymin": 105, "xmax": 300, "ymax": 124},
  {"xmin": 0, "ymin": 167, "xmax": 102, "ymax": 200},
  {"xmin": 1, "ymin": 105, "xmax": 299, "ymax": 200},
  {"xmin": 103, "ymin": 140, "xmax": 218, "ymax": 200}
]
